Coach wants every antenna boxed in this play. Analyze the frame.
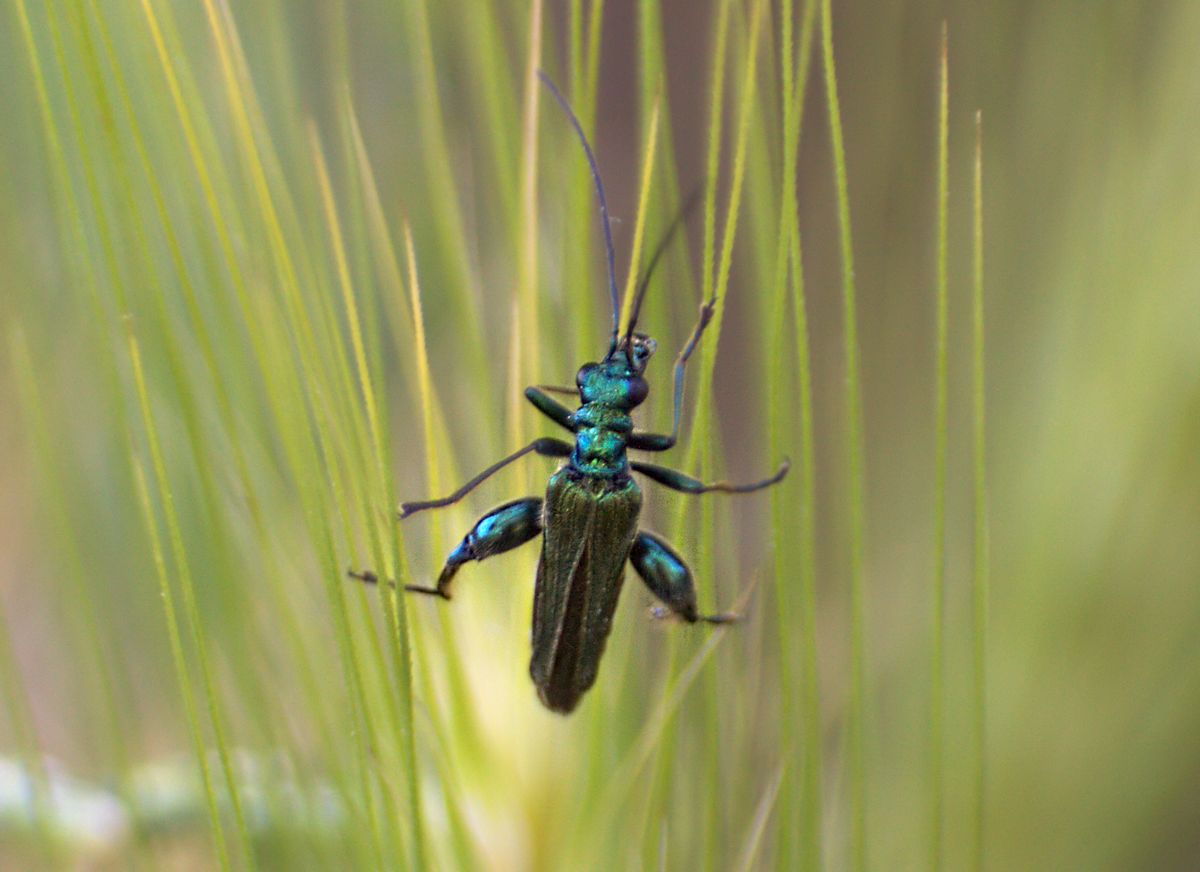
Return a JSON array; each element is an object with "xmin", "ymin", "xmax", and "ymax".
[
  {"xmin": 624, "ymin": 185, "xmax": 703, "ymax": 340},
  {"xmin": 537, "ymin": 71, "xmax": 621, "ymax": 350}
]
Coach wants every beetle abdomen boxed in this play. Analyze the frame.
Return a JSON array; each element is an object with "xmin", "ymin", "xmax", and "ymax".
[{"xmin": 531, "ymin": 469, "xmax": 641, "ymax": 713}]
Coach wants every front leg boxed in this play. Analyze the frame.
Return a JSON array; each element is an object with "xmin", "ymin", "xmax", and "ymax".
[
  {"xmin": 631, "ymin": 459, "xmax": 790, "ymax": 494},
  {"xmin": 351, "ymin": 497, "xmax": 544, "ymax": 600},
  {"xmin": 628, "ymin": 300, "xmax": 716, "ymax": 452},
  {"xmin": 525, "ymin": 386, "xmax": 577, "ymax": 432},
  {"xmin": 629, "ymin": 531, "xmax": 735, "ymax": 624}
]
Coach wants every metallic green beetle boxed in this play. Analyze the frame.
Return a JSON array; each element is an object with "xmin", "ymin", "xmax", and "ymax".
[{"xmin": 354, "ymin": 73, "xmax": 787, "ymax": 714}]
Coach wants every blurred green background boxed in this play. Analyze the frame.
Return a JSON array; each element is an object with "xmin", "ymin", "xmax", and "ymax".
[{"xmin": 1, "ymin": 1, "xmax": 1197, "ymax": 870}]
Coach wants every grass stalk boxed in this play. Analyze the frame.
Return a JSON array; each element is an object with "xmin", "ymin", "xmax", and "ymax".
[
  {"xmin": 0, "ymin": 3, "xmax": 1010, "ymax": 869},
  {"xmin": 400, "ymin": 0, "xmax": 490, "ymax": 379},
  {"xmin": 515, "ymin": 0, "xmax": 544, "ymax": 450},
  {"xmin": 75, "ymin": 0, "xmax": 290, "ymax": 766},
  {"xmin": 310, "ymin": 125, "xmax": 427, "ymax": 869},
  {"xmin": 11, "ymin": 329, "xmax": 135, "ymax": 831},
  {"xmin": 636, "ymin": 0, "xmax": 693, "ymax": 345},
  {"xmin": 8, "ymin": 0, "xmax": 141, "ymax": 829},
  {"xmin": 0, "ymin": 515, "xmax": 58, "ymax": 866},
  {"xmin": 696, "ymin": 3, "xmax": 765, "ymax": 867},
  {"xmin": 633, "ymin": 2, "xmax": 730, "ymax": 866},
  {"xmin": 930, "ymin": 23, "xmax": 950, "ymax": 872},
  {"xmin": 735, "ymin": 765, "xmax": 787, "ymax": 872},
  {"xmin": 398, "ymin": 219, "xmax": 487, "ymax": 866},
  {"xmin": 971, "ymin": 109, "xmax": 990, "ymax": 872},
  {"xmin": 126, "ymin": 327, "xmax": 234, "ymax": 871},
  {"xmin": 768, "ymin": 0, "xmax": 820, "ymax": 868},
  {"xmin": 789, "ymin": 211, "xmax": 822, "ymax": 872},
  {"xmin": 619, "ymin": 93, "xmax": 663, "ymax": 325},
  {"xmin": 134, "ymin": 3, "xmax": 366, "ymax": 826},
  {"xmin": 125, "ymin": 325, "xmax": 256, "ymax": 871},
  {"xmin": 181, "ymin": 2, "xmax": 416, "ymax": 862},
  {"xmin": 819, "ymin": 1, "xmax": 868, "ymax": 868},
  {"xmin": 66, "ymin": 5, "xmax": 265, "ymax": 862},
  {"xmin": 700, "ymin": 0, "xmax": 733, "ymax": 308}
]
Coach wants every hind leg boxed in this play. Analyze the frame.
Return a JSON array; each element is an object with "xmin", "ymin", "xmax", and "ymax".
[
  {"xmin": 629, "ymin": 531, "xmax": 736, "ymax": 624},
  {"xmin": 351, "ymin": 497, "xmax": 544, "ymax": 600}
]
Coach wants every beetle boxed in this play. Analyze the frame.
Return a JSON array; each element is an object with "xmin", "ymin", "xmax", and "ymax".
[{"xmin": 352, "ymin": 73, "xmax": 788, "ymax": 714}]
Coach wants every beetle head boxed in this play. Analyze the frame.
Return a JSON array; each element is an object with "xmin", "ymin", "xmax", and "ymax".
[{"xmin": 576, "ymin": 334, "xmax": 656, "ymax": 409}]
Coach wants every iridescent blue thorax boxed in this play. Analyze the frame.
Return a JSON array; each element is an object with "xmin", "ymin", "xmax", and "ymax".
[{"xmin": 567, "ymin": 334, "xmax": 657, "ymax": 476}]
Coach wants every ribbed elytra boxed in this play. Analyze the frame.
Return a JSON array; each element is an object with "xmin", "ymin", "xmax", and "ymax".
[{"xmin": 350, "ymin": 73, "xmax": 788, "ymax": 714}]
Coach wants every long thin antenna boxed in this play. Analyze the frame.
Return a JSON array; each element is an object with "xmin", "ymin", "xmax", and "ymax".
[
  {"xmin": 537, "ymin": 71, "xmax": 621, "ymax": 348},
  {"xmin": 625, "ymin": 185, "xmax": 703, "ymax": 340}
]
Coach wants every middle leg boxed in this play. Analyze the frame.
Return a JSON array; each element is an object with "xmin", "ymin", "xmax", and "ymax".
[
  {"xmin": 400, "ymin": 438, "xmax": 569, "ymax": 518},
  {"xmin": 629, "ymin": 530, "xmax": 735, "ymax": 624},
  {"xmin": 631, "ymin": 459, "xmax": 790, "ymax": 495}
]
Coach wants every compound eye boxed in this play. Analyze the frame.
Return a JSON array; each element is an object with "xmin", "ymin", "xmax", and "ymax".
[
  {"xmin": 627, "ymin": 377, "xmax": 649, "ymax": 406},
  {"xmin": 576, "ymin": 363, "xmax": 597, "ymax": 388}
]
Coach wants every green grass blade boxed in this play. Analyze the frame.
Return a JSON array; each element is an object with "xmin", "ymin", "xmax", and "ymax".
[
  {"xmin": 515, "ymin": 0, "xmax": 544, "ymax": 454},
  {"xmin": 768, "ymin": 1, "xmax": 820, "ymax": 869},
  {"xmin": 930, "ymin": 23, "xmax": 950, "ymax": 872},
  {"xmin": 65, "ymin": 6, "xmax": 262, "ymax": 862},
  {"xmin": 971, "ymin": 109, "xmax": 990, "ymax": 872},
  {"xmin": 734, "ymin": 764, "xmax": 787, "ymax": 872},
  {"xmin": 10, "ymin": 325, "xmax": 137, "ymax": 822},
  {"xmin": 7, "ymin": 0, "xmax": 142, "ymax": 784},
  {"xmin": 819, "ymin": 1, "xmax": 867, "ymax": 868},
  {"xmin": 569, "ymin": 0, "xmax": 606, "ymax": 362},
  {"xmin": 700, "ymin": 0, "xmax": 732, "ymax": 307},
  {"xmin": 125, "ymin": 325, "xmax": 234, "ymax": 872},
  {"xmin": 692, "ymin": 4, "xmax": 765, "ymax": 868},
  {"xmin": 0, "ymin": 3, "xmax": 1022, "ymax": 869},
  {"xmin": 0, "ymin": 342, "xmax": 59, "ymax": 862},
  {"xmin": 619, "ymin": 93, "xmax": 663, "ymax": 326},
  {"xmin": 399, "ymin": 0, "xmax": 489, "ymax": 375},
  {"xmin": 633, "ymin": 3, "xmax": 731, "ymax": 868},
  {"xmin": 576, "ymin": 617, "xmax": 746, "ymax": 862},
  {"xmin": 309, "ymin": 124, "xmax": 426, "ymax": 869},
  {"xmin": 789, "ymin": 209, "xmax": 822, "ymax": 872}
]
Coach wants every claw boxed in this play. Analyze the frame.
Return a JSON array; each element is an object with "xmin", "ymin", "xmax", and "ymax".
[
  {"xmin": 650, "ymin": 605, "xmax": 738, "ymax": 625},
  {"xmin": 348, "ymin": 568, "xmax": 380, "ymax": 585},
  {"xmin": 349, "ymin": 569, "xmax": 449, "ymax": 600},
  {"xmin": 404, "ymin": 583, "xmax": 451, "ymax": 601}
]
